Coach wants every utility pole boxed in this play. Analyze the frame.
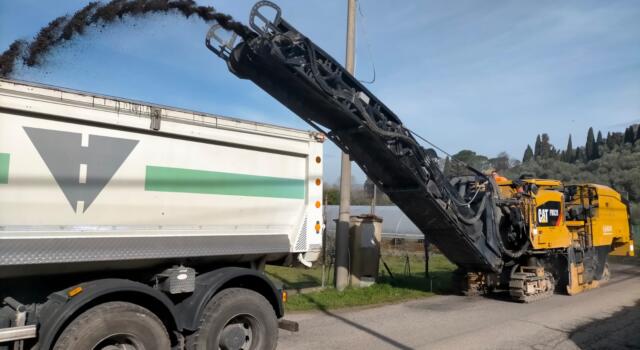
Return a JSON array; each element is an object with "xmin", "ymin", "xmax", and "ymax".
[
  {"xmin": 370, "ymin": 186, "xmax": 376, "ymax": 215},
  {"xmin": 335, "ymin": 0, "xmax": 356, "ymax": 292}
]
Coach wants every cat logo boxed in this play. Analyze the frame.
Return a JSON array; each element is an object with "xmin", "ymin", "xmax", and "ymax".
[
  {"xmin": 537, "ymin": 206, "xmax": 560, "ymax": 226},
  {"xmin": 538, "ymin": 209, "xmax": 549, "ymax": 224}
]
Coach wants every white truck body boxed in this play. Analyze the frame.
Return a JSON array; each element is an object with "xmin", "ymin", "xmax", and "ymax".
[{"xmin": 0, "ymin": 79, "xmax": 323, "ymax": 277}]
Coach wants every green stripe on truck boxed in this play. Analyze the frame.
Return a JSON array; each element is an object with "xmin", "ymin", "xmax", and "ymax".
[
  {"xmin": 145, "ymin": 165, "xmax": 305, "ymax": 199},
  {"xmin": 0, "ymin": 153, "xmax": 9, "ymax": 184}
]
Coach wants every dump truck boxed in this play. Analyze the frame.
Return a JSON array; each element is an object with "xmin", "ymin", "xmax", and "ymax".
[
  {"xmin": 1, "ymin": 1, "xmax": 636, "ymax": 349},
  {"xmin": 205, "ymin": 0, "xmax": 634, "ymax": 301},
  {"xmin": 0, "ymin": 78, "xmax": 323, "ymax": 349}
]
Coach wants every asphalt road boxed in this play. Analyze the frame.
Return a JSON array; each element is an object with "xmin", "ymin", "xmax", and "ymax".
[{"xmin": 278, "ymin": 263, "xmax": 640, "ymax": 350}]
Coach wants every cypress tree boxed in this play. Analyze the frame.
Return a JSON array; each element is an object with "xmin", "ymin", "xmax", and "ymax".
[
  {"xmin": 534, "ymin": 135, "xmax": 542, "ymax": 159},
  {"xmin": 595, "ymin": 131, "xmax": 604, "ymax": 159},
  {"xmin": 522, "ymin": 145, "xmax": 534, "ymax": 163},
  {"xmin": 540, "ymin": 134, "xmax": 552, "ymax": 159},
  {"xmin": 624, "ymin": 126, "xmax": 635, "ymax": 144},
  {"xmin": 565, "ymin": 135, "xmax": 574, "ymax": 163},
  {"xmin": 586, "ymin": 127, "xmax": 596, "ymax": 161},
  {"xmin": 636, "ymin": 126, "xmax": 640, "ymax": 143},
  {"xmin": 596, "ymin": 131, "xmax": 603, "ymax": 144}
]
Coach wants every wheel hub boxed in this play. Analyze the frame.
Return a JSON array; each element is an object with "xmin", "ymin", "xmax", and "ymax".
[
  {"xmin": 220, "ymin": 322, "xmax": 251, "ymax": 350},
  {"xmin": 95, "ymin": 334, "xmax": 143, "ymax": 350},
  {"xmin": 102, "ymin": 345, "xmax": 137, "ymax": 350}
]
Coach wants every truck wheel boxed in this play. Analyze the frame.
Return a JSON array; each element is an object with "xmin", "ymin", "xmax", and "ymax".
[
  {"xmin": 186, "ymin": 288, "xmax": 278, "ymax": 350},
  {"xmin": 53, "ymin": 301, "xmax": 171, "ymax": 350}
]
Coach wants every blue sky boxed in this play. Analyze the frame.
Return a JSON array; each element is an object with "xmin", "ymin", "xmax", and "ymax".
[{"xmin": 1, "ymin": 0, "xmax": 639, "ymax": 183}]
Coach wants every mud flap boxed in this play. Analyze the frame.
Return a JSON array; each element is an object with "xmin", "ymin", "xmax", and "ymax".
[{"xmin": 278, "ymin": 319, "xmax": 299, "ymax": 332}]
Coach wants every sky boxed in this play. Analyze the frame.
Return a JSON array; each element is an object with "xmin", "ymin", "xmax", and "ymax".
[{"xmin": 1, "ymin": 0, "xmax": 639, "ymax": 184}]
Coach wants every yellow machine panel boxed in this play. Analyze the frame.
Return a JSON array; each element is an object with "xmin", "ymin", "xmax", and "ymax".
[
  {"xmin": 497, "ymin": 180, "xmax": 634, "ymax": 256},
  {"xmin": 530, "ymin": 190, "xmax": 571, "ymax": 249}
]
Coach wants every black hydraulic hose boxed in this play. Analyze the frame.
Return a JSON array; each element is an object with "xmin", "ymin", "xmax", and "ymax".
[
  {"xmin": 303, "ymin": 38, "xmax": 421, "ymax": 148},
  {"xmin": 455, "ymin": 193, "xmax": 489, "ymax": 225},
  {"xmin": 351, "ymin": 98, "xmax": 419, "ymax": 147}
]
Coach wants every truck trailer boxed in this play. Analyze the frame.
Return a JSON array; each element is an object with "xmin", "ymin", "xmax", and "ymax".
[{"xmin": 0, "ymin": 78, "xmax": 324, "ymax": 349}]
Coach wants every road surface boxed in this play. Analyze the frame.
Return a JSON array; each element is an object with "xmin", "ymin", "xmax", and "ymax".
[{"xmin": 278, "ymin": 263, "xmax": 640, "ymax": 350}]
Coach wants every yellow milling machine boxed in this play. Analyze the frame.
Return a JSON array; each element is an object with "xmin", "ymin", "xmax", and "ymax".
[{"xmin": 496, "ymin": 178, "xmax": 634, "ymax": 298}]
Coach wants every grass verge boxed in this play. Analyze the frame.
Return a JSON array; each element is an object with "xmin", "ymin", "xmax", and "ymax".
[{"xmin": 265, "ymin": 254, "xmax": 456, "ymax": 312}]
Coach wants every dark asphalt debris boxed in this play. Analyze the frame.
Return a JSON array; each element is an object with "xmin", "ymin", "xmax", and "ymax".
[
  {"xmin": 0, "ymin": 40, "xmax": 27, "ymax": 77},
  {"xmin": 25, "ymin": 16, "xmax": 69, "ymax": 67},
  {"xmin": 61, "ymin": 2, "xmax": 101, "ymax": 41},
  {"xmin": 0, "ymin": 0, "xmax": 252, "ymax": 77}
]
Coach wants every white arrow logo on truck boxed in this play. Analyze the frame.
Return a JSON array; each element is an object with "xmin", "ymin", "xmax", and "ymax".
[{"xmin": 24, "ymin": 127, "xmax": 138, "ymax": 213}]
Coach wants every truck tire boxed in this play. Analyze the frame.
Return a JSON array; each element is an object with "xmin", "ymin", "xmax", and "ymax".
[
  {"xmin": 186, "ymin": 288, "xmax": 278, "ymax": 350},
  {"xmin": 53, "ymin": 301, "xmax": 171, "ymax": 350}
]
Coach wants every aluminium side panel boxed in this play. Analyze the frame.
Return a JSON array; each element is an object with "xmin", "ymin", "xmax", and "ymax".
[{"xmin": 0, "ymin": 79, "xmax": 324, "ymax": 269}]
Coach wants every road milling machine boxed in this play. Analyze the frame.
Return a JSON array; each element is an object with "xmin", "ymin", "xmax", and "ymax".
[{"xmin": 207, "ymin": 1, "xmax": 635, "ymax": 302}]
